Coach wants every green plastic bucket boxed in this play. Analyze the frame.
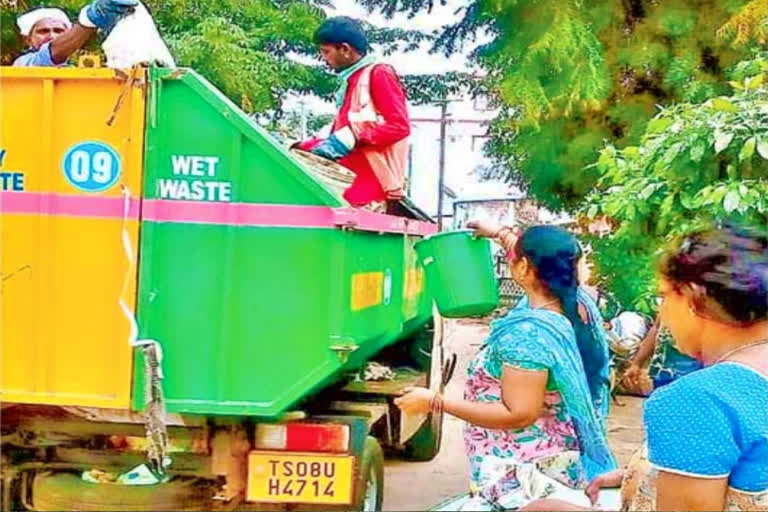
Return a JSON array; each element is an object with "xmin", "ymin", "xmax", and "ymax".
[{"xmin": 415, "ymin": 231, "xmax": 500, "ymax": 318}]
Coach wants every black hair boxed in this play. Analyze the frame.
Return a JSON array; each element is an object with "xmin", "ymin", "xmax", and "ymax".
[
  {"xmin": 660, "ymin": 224, "xmax": 768, "ymax": 325},
  {"xmin": 314, "ymin": 16, "xmax": 368, "ymax": 56},
  {"xmin": 516, "ymin": 225, "xmax": 608, "ymax": 401}
]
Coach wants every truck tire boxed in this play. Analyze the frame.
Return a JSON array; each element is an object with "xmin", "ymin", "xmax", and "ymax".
[
  {"xmin": 354, "ymin": 437, "xmax": 384, "ymax": 512},
  {"xmin": 30, "ymin": 471, "xmax": 214, "ymax": 511},
  {"xmin": 401, "ymin": 410, "xmax": 442, "ymax": 462}
]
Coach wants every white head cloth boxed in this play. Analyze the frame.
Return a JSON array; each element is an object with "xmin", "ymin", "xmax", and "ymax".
[{"xmin": 17, "ymin": 8, "xmax": 72, "ymax": 36}]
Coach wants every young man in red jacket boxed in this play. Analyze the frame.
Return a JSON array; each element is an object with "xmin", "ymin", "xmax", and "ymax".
[{"xmin": 295, "ymin": 17, "xmax": 410, "ymax": 211}]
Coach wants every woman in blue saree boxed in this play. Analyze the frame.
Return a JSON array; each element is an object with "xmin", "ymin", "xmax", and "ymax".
[{"xmin": 396, "ymin": 224, "xmax": 616, "ymax": 509}]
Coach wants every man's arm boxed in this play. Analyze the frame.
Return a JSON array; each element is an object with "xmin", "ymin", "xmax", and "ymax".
[
  {"xmin": 621, "ymin": 315, "xmax": 658, "ymax": 389},
  {"xmin": 50, "ymin": 24, "xmax": 96, "ymax": 64},
  {"xmin": 355, "ymin": 65, "xmax": 410, "ymax": 147},
  {"xmin": 15, "ymin": 25, "xmax": 94, "ymax": 67},
  {"xmin": 631, "ymin": 315, "xmax": 660, "ymax": 367}
]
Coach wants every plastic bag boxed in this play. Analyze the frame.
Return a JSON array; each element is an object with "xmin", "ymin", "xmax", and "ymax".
[{"xmin": 102, "ymin": 2, "xmax": 175, "ymax": 68}]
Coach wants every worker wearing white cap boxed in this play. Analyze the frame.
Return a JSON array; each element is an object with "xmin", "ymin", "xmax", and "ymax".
[{"xmin": 14, "ymin": 0, "xmax": 138, "ymax": 67}]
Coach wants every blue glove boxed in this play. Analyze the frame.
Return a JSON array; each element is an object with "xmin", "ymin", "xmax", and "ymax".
[
  {"xmin": 79, "ymin": 0, "xmax": 139, "ymax": 33},
  {"xmin": 311, "ymin": 133, "xmax": 353, "ymax": 161}
]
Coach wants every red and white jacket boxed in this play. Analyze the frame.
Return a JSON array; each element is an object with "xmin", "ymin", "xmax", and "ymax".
[{"xmin": 297, "ymin": 63, "xmax": 410, "ymax": 207}]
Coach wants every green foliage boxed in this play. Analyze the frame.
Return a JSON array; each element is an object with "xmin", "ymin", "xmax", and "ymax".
[
  {"xmin": 583, "ymin": 54, "xmax": 768, "ymax": 311},
  {"xmin": 718, "ymin": 0, "xmax": 768, "ymax": 47},
  {"xmin": 362, "ymin": 0, "xmax": 759, "ymax": 209},
  {"xmin": 1, "ymin": 0, "xmax": 460, "ymax": 112}
]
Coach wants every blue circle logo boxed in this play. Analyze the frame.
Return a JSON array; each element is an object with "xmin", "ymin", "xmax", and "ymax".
[{"xmin": 62, "ymin": 141, "xmax": 121, "ymax": 192}]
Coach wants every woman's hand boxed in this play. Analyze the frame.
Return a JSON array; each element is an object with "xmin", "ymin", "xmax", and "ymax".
[
  {"xmin": 466, "ymin": 220, "xmax": 503, "ymax": 239},
  {"xmin": 393, "ymin": 386, "xmax": 436, "ymax": 415},
  {"xmin": 520, "ymin": 499, "xmax": 593, "ymax": 511},
  {"xmin": 585, "ymin": 469, "xmax": 624, "ymax": 505},
  {"xmin": 622, "ymin": 363, "xmax": 643, "ymax": 389}
]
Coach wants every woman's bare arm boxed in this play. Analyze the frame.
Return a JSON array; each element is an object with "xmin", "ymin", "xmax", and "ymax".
[
  {"xmin": 444, "ymin": 366, "xmax": 547, "ymax": 429},
  {"xmin": 655, "ymin": 471, "xmax": 727, "ymax": 511}
]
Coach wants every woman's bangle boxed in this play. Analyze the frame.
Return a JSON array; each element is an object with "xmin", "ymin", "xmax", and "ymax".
[
  {"xmin": 495, "ymin": 226, "xmax": 519, "ymax": 252},
  {"xmin": 429, "ymin": 392, "xmax": 443, "ymax": 415},
  {"xmin": 493, "ymin": 226, "xmax": 512, "ymax": 238}
]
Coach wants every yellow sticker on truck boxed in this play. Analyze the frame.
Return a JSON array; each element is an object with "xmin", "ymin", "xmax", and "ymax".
[
  {"xmin": 404, "ymin": 267, "xmax": 424, "ymax": 299},
  {"xmin": 247, "ymin": 452, "xmax": 355, "ymax": 505},
  {"xmin": 350, "ymin": 271, "xmax": 384, "ymax": 311}
]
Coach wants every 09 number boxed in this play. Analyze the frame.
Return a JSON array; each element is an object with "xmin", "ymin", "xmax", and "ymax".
[{"xmin": 63, "ymin": 141, "xmax": 121, "ymax": 192}]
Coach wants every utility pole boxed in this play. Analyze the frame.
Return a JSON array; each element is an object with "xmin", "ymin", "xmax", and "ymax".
[
  {"xmin": 299, "ymin": 99, "xmax": 308, "ymax": 140},
  {"xmin": 436, "ymin": 99, "xmax": 449, "ymax": 231}
]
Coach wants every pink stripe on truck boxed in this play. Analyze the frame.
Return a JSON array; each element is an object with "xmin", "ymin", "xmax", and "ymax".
[
  {"xmin": 1, "ymin": 191, "xmax": 140, "ymax": 220},
  {"xmin": 0, "ymin": 193, "xmax": 437, "ymax": 235},
  {"xmin": 143, "ymin": 199, "xmax": 437, "ymax": 235}
]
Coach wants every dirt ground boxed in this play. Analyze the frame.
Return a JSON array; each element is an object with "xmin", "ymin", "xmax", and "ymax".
[{"xmin": 383, "ymin": 320, "xmax": 645, "ymax": 511}]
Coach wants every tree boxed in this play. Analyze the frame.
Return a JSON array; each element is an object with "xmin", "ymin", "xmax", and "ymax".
[
  {"xmin": 361, "ymin": 0, "xmax": 760, "ymax": 208},
  {"xmin": 2, "ymin": 0, "xmax": 333, "ymax": 112},
  {"xmin": 718, "ymin": 0, "xmax": 768, "ymax": 48},
  {"xmin": 582, "ymin": 53, "xmax": 768, "ymax": 312},
  {"xmin": 2, "ymin": 0, "xmax": 471, "ymax": 114}
]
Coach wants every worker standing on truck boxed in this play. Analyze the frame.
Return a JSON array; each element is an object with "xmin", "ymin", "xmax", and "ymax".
[
  {"xmin": 295, "ymin": 17, "xmax": 411, "ymax": 212},
  {"xmin": 13, "ymin": 0, "xmax": 137, "ymax": 67}
]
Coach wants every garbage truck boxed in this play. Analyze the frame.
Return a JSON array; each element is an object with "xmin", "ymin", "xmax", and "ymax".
[{"xmin": 0, "ymin": 66, "xmax": 453, "ymax": 511}]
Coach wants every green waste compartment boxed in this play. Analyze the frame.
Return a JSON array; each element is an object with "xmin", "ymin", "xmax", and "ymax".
[
  {"xmin": 415, "ymin": 231, "xmax": 499, "ymax": 318},
  {"xmin": 134, "ymin": 68, "xmax": 434, "ymax": 418}
]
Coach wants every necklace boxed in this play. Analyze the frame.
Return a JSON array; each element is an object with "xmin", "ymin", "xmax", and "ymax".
[
  {"xmin": 714, "ymin": 339, "xmax": 768, "ymax": 364},
  {"xmin": 531, "ymin": 298, "xmax": 559, "ymax": 311}
]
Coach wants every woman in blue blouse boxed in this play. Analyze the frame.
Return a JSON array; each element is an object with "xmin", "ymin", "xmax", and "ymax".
[{"xmin": 524, "ymin": 224, "xmax": 768, "ymax": 511}]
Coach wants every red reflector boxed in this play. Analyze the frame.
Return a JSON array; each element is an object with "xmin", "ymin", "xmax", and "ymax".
[{"xmin": 285, "ymin": 423, "xmax": 350, "ymax": 453}]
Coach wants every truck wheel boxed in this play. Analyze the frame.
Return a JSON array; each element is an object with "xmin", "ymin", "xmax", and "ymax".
[
  {"xmin": 401, "ymin": 410, "xmax": 442, "ymax": 462},
  {"xmin": 354, "ymin": 437, "xmax": 384, "ymax": 511},
  {"xmin": 30, "ymin": 471, "xmax": 214, "ymax": 511}
]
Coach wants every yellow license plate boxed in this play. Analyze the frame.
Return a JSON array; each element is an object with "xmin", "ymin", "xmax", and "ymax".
[{"xmin": 247, "ymin": 452, "xmax": 355, "ymax": 505}]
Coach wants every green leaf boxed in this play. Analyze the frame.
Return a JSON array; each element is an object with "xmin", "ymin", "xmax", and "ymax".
[
  {"xmin": 746, "ymin": 74, "xmax": 765, "ymax": 90},
  {"xmin": 740, "ymin": 137, "xmax": 757, "ymax": 162},
  {"xmin": 711, "ymin": 186, "xmax": 728, "ymax": 205},
  {"xmin": 587, "ymin": 205, "xmax": 599, "ymax": 218},
  {"xmin": 660, "ymin": 194, "xmax": 675, "ymax": 218},
  {"xmin": 647, "ymin": 117, "xmax": 674, "ymax": 135},
  {"xmin": 757, "ymin": 140, "xmax": 768, "ymax": 161},
  {"xmin": 690, "ymin": 141, "xmax": 706, "ymax": 162},
  {"xmin": 640, "ymin": 182, "xmax": 658, "ymax": 199},
  {"xmin": 724, "ymin": 190, "xmax": 740, "ymax": 213},
  {"xmin": 662, "ymin": 143, "xmax": 683, "ymax": 164},
  {"xmin": 680, "ymin": 194, "xmax": 695, "ymax": 210},
  {"xmin": 714, "ymin": 130, "xmax": 735, "ymax": 154},
  {"xmin": 711, "ymin": 97, "xmax": 739, "ymax": 113}
]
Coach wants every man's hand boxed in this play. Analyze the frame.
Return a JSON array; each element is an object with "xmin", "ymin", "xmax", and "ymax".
[
  {"xmin": 79, "ymin": 0, "xmax": 138, "ymax": 33},
  {"xmin": 310, "ymin": 127, "xmax": 356, "ymax": 161}
]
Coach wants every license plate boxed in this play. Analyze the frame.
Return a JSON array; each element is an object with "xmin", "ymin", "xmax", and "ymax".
[{"xmin": 247, "ymin": 452, "xmax": 355, "ymax": 505}]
